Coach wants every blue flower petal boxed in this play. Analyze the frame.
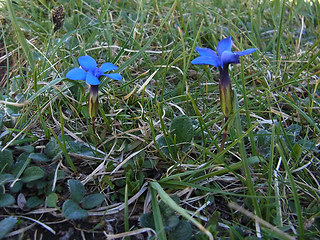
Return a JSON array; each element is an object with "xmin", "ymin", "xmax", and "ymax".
[
  {"xmin": 217, "ymin": 36, "xmax": 233, "ymax": 56},
  {"xmin": 86, "ymin": 72, "xmax": 101, "ymax": 85},
  {"xmin": 220, "ymin": 51, "xmax": 239, "ymax": 66},
  {"xmin": 235, "ymin": 48, "xmax": 257, "ymax": 56},
  {"xmin": 194, "ymin": 47, "xmax": 218, "ymax": 58},
  {"xmin": 66, "ymin": 68, "xmax": 87, "ymax": 80},
  {"xmin": 100, "ymin": 62, "xmax": 118, "ymax": 72},
  {"xmin": 103, "ymin": 73, "xmax": 122, "ymax": 81},
  {"xmin": 78, "ymin": 55, "xmax": 97, "ymax": 71},
  {"xmin": 191, "ymin": 56, "xmax": 221, "ymax": 67}
]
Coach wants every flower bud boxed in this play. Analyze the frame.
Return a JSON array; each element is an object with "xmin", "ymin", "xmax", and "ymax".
[{"xmin": 88, "ymin": 85, "xmax": 99, "ymax": 119}]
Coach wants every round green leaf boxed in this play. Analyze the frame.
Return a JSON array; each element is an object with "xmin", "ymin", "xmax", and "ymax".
[
  {"xmin": 21, "ymin": 166, "xmax": 45, "ymax": 183},
  {"xmin": 26, "ymin": 196, "xmax": 43, "ymax": 208},
  {"xmin": 29, "ymin": 153, "xmax": 50, "ymax": 162},
  {"xmin": 170, "ymin": 115, "xmax": 194, "ymax": 143},
  {"xmin": 156, "ymin": 135, "xmax": 173, "ymax": 157},
  {"xmin": 139, "ymin": 212, "xmax": 155, "ymax": 229},
  {"xmin": 164, "ymin": 215, "xmax": 180, "ymax": 231},
  {"xmin": 68, "ymin": 179, "xmax": 85, "ymax": 203},
  {"xmin": 0, "ymin": 173, "xmax": 14, "ymax": 186},
  {"xmin": 168, "ymin": 220, "xmax": 193, "ymax": 240},
  {"xmin": 0, "ymin": 149, "xmax": 13, "ymax": 171},
  {"xmin": 10, "ymin": 181, "xmax": 22, "ymax": 193},
  {"xmin": 15, "ymin": 145, "xmax": 34, "ymax": 153},
  {"xmin": 62, "ymin": 199, "xmax": 88, "ymax": 220},
  {"xmin": 45, "ymin": 137, "xmax": 62, "ymax": 158},
  {"xmin": 46, "ymin": 193, "xmax": 58, "ymax": 207},
  {"xmin": 0, "ymin": 193, "xmax": 15, "ymax": 207},
  {"xmin": 81, "ymin": 193, "xmax": 105, "ymax": 210}
]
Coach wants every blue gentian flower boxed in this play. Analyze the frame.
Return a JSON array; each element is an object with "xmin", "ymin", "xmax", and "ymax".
[
  {"xmin": 66, "ymin": 55, "xmax": 122, "ymax": 85},
  {"xmin": 191, "ymin": 36, "xmax": 256, "ymax": 69},
  {"xmin": 191, "ymin": 36, "xmax": 256, "ymax": 118},
  {"xmin": 66, "ymin": 55, "xmax": 122, "ymax": 120}
]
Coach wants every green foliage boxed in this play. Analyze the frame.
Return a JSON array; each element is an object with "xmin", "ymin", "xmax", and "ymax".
[
  {"xmin": 0, "ymin": 149, "xmax": 13, "ymax": 171},
  {"xmin": 26, "ymin": 196, "xmax": 43, "ymax": 208},
  {"xmin": 62, "ymin": 199, "xmax": 88, "ymax": 220},
  {"xmin": 157, "ymin": 115, "xmax": 195, "ymax": 159},
  {"xmin": 28, "ymin": 153, "xmax": 50, "ymax": 162},
  {"xmin": 0, "ymin": 217, "xmax": 17, "ymax": 239},
  {"xmin": 81, "ymin": 193, "xmax": 105, "ymax": 210},
  {"xmin": 168, "ymin": 220, "xmax": 193, "ymax": 240},
  {"xmin": 68, "ymin": 179, "xmax": 85, "ymax": 203},
  {"xmin": 0, "ymin": 174, "xmax": 14, "ymax": 186},
  {"xmin": 62, "ymin": 180, "xmax": 105, "ymax": 220},
  {"xmin": 21, "ymin": 166, "xmax": 45, "ymax": 183},
  {"xmin": 170, "ymin": 115, "xmax": 194, "ymax": 144},
  {"xmin": 140, "ymin": 197, "xmax": 193, "ymax": 240},
  {"xmin": 0, "ymin": 193, "xmax": 15, "ymax": 207},
  {"xmin": 44, "ymin": 137, "xmax": 62, "ymax": 159},
  {"xmin": 45, "ymin": 192, "xmax": 58, "ymax": 208}
]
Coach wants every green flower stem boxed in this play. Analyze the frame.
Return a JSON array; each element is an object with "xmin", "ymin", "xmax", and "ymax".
[
  {"xmin": 88, "ymin": 85, "xmax": 99, "ymax": 132},
  {"xmin": 88, "ymin": 85, "xmax": 99, "ymax": 120},
  {"xmin": 218, "ymin": 67, "xmax": 233, "ymax": 152}
]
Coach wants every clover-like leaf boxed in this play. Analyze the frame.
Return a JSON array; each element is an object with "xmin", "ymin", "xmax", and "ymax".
[
  {"xmin": 168, "ymin": 220, "xmax": 193, "ymax": 240},
  {"xmin": 0, "ymin": 173, "xmax": 14, "ymax": 186},
  {"xmin": 21, "ymin": 166, "xmax": 45, "ymax": 183},
  {"xmin": 0, "ymin": 193, "xmax": 15, "ymax": 207},
  {"xmin": 139, "ymin": 212, "xmax": 155, "ymax": 229},
  {"xmin": 68, "ymin": 179, "xmax": 85, "ymax": 203},
  {"xmin": 45, "ymin": 137, "xmax": 62, "ymax": 159},
  {"xmin": 46, "ymin": 193, "xmax": 58, "ymax": 207},
  {"xmin": 164, "ymin": 215, "xmax": 180, "ymax": 231},
  {"xmin": 26, "ymin": 196, "xmax": 43, "ymax": 208},
  {"xmin": 62, "ymin": 199, "xmax": 88, "ymax": 220},
  {"xmin": 29, "ymin": 153, "xmax": 51, "ymax": 162},
  {"xmin": 170, "ymin": 115, "xmax": 194, "ymax": 143},
  {"xmin": 0, "ymin": 149, "xmax": 13, "ymax": 171},
  {"xmin": 81, "ymin": 193, "xmax": 105, "ymax": 210}
]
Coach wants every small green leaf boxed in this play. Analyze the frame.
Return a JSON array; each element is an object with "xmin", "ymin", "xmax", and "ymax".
[
  {"xmin": 68, "ymin": 179, "xmax": 85, "ymax": 203},
  {"xmin": 170, "ymin": 115, "xmax": 194, "ymax": 143},
  {"xmin": 0, "ymin": 149, "xmax": 13, "ymax": 171},
  {"xmin": 291, "ymin": 143, "xmax": 302, "ymax": 160},
  {"xmin": 139, "ymin": 212, "xmax": 155, "ymax": 229},
  {"xmin": 160, "ymin": 197, "xmax": 179, "ymax": 217},
  {"xmin": 62, "ymin": 199, "xmax": 88, "ymax": 220},
  {"xmin": 0, "ymin": 217, "xmax": 17, "ymax": 239},
  {"xmin": 0, "ymin": 173, "xmax": 14, "ymax": 186},
  {"xmin": 15, "ymin": 145, "xmax": 34, "ymax": 153},
  {"xmin": 168, "ymin": 220, "xmax": 193, "ymax": 240},
  {"xmin": 81, "ymin": 193, "xmax": 105, "ymax": 209},
  {"xmin": 164, "ymin": 215, "xmax": 180, "ymax": 231},
  {"xmin": 286, "ymin": 124, "xmax": 302, "ymax": 144},
  {"xmin": 26, "ymin": 196, "xmax": 43, "ymax": 208},
  {"xmin": 0, "ymin": 193, "xmax": 15, "ymax": 207},
  {"xmin": 156, "ymin": 135, "xmax": 174, "ymax": 157},
  {"xmin": 45, "ymin": 137, "xmax": 62, "ymax": 159},
  {"xmin": 21, "ymin": 166, "xmax": 45, "ymax": 183},
  {"xmin": 29, "ymin": 153, "xmax": 51, "ymax": 162},
  {"xmin": 10, "ymin": 181, "xmax": 22, "ymax": 193},
  {"xmin": 257, "ymin": 129, "xmax": 271, "ymax": 157},
  {"xmin": 0, "ymin": 110, "xmax": 4, "ymax": 130},
  {"xmin": 46, "ymin": 193, "xmax": 58, "ymax": 207}
]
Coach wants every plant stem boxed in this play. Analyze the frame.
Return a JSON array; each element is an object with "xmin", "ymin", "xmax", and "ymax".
[{"xmin": 219, "ymin": 116, "xmax": 228, "ymax": 152}]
